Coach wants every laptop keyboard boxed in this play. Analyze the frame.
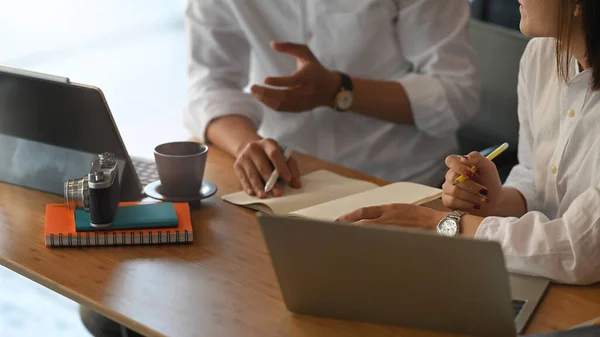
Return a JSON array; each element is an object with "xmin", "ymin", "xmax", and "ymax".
[
  {"xmin": 131, "ymin": 156, "xmax": 159, "ymax": 188},
  {"xmin": 512, "ymin": 299, "xmax": 526, "ymax": 317}
]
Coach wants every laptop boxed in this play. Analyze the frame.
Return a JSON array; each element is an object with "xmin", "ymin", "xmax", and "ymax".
[
  {"xmin": 258, "ymin": 214, "xmax": 549, "ymax": 337},
  {"xmin": 0, "ymin": 65, "xmax": 159, "ymax": 201}
]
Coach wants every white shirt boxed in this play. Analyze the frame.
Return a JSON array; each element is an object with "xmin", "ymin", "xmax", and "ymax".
[
  {"xmin": 476, "ymin": 38, "xmax": 600, "ymax": 285},
  {"xmin": 183, "ymin": 0, "xmax": 479, "ymax": 185}
]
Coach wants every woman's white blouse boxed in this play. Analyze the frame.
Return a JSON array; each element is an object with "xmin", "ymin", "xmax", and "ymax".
[{"xmin": 476, "ymin": 38, "xmax": 600, "ymax": 285}]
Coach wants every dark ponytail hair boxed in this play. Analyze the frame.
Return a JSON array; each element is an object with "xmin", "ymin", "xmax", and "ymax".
[{"xmin": 580, "ymin": 0, "xmax": 600, "ymax": 90}]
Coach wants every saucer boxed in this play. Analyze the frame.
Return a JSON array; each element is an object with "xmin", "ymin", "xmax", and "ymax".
[{"xmin": 143, "ymin": 180, "xmax": 218, "ymax": 202}]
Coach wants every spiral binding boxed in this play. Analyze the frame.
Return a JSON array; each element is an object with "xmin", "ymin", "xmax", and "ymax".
[{"xmin": 48, "ymin": 230, "xmax": 191, "ymax": 247}]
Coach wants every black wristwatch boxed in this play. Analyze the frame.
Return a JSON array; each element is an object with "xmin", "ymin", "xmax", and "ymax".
[{"xmin": 333, "ymin": 72, "xmax": 354, "ymax": 112}]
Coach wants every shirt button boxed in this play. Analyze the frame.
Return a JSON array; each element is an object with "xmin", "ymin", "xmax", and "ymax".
[
  {"xmin": 551, "ymin": 165, "xmax": 558, "ymax": 174},
  {"xmin": 568, "ymin": 109, "xmax": 575, "ymax": 118}
]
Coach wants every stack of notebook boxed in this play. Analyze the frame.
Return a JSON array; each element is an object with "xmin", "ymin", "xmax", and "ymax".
[{"xmin": 44, "ymin": 201, "xmax": 193, "ymax": 248}]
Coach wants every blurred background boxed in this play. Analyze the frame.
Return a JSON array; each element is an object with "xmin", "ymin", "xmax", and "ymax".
[
  {"xmin": 0, "ymin": 1, "xmax": 187, "ymax": 336},
  {"xmin": 0, "ymin": 0, "xmax": 188, "ymax": 159}
]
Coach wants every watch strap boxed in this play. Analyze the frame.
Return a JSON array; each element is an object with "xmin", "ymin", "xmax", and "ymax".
[
  {"xmin": 338, "ymin": 72, "xmax": 353, "ymax": 92},
  {"xmin": 448, "ymin": 210, "xmax": 466, "ymax": 222}
]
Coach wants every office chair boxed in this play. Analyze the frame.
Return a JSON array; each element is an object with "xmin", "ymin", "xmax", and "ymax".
[
  {"xmin": 470, "ymin": 0, "xmax": 521, "ymax": 31},
  {"xmin": 458, "ymin": 19, "xmax": 530, "ymax": 182}
]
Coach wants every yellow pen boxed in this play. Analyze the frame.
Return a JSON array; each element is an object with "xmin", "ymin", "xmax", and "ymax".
[{"xmin": 453, "ymin": 142, "xmax": 509, "ymax": 186}]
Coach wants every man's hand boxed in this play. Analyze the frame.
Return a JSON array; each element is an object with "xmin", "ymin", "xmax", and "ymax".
[
  {"xmin": 250, "ymin": 41, "xmax": 340, "ymax": 112},
  {"xmin": 234, "ymin": 138, "xmax": 302, "ymax": 199}
]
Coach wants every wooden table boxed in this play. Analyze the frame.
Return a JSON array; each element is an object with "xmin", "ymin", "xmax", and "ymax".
[{"xmin": 1, "ymin": 147, "xmax": 600, "ymax": 337}]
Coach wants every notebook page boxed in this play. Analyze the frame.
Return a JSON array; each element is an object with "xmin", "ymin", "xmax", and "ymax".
[
  {"xmin": 221, "ymin": 170, "xmax": 378, "ymax": 215},
  {"xmin": 289, "ymin": 182, "xmax": 442, "ymax": 221}
]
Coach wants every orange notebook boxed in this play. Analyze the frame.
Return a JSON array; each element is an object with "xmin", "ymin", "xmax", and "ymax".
[{"xmin": 44, "ymin": 201, "xmax": 193, "ymax": 248}]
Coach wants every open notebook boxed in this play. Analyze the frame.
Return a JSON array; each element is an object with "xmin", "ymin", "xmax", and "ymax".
[{"xmin": 222, "ymin": 170, "xmax": 443, "ymax": 222}]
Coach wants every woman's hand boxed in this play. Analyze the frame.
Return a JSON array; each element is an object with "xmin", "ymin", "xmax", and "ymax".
[
  {"xmin": 250, "ymin": 41, "xmax": 340, "ymax": 112},
  {"xmin": 335, "ymin": 203, "xmax": 448, "ymax": 231},
  {"xmin": 234, "ymin": 138, "xmax": 301, "ymax": 198},
  {"xmin": 442, "ymin": 151, "xmax": 503, "ymax": 216}
]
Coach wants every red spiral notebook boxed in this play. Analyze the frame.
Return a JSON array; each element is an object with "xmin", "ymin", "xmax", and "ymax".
[{"xmin": 44, "ymin": 201, "xmax": 193, "ymax": 248}]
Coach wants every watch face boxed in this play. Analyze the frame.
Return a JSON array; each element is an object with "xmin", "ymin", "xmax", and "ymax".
[
  {"xmin": 336, "ymin": 91, "xmax": 353, "ymax": 110},
  {"xmin": 438, "ymin": 219, "xmax": 458, "ymax": 236}
]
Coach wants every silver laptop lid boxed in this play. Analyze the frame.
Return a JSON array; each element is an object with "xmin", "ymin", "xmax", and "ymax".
[{"xmin": 258, "ymin": 214, "xmax": 516, "ymax": 337}]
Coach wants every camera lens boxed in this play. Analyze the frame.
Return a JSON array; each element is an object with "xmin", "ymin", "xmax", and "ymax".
[{"xmin": 64, "ymin": 176, "xmax": 90, "ymax": 210}]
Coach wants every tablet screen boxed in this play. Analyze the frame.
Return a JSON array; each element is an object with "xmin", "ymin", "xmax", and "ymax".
[{"xmin": 0, "ymin": 71, "xmax": 141, "ymax": 200}]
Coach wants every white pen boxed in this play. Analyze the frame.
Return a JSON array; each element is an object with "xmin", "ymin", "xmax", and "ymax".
[{"xmin": 264, "ymin": 146, "xmax": 294, "ymax": 193}]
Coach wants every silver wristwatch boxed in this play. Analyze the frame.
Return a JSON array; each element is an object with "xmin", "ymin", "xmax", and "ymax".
[{"xmin": 437, "ymin": 211, "xmax": 467, "ymax": 237}]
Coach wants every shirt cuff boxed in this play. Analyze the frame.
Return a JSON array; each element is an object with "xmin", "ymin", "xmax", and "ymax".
[
  {"xmin": 184, "ymin": 90, "xmax": 263, "ymax": 143},
  {"xmin": 398, "ymin": 73, "xmax": 458, "ymax": 138},
  {"xmin": 474, "ymin": 216, "xmax": 511, "ymax": 242}
]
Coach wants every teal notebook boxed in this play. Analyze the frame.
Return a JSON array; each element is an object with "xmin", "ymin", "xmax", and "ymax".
[{"xmin": 75, "ymin": 202, "xmax": 179, "ymax": 232}]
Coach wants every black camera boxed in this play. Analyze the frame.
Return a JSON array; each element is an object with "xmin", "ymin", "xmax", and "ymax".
[{"xmin": 64, "ymin": 152, "xmax": 121, "ymax": 228}]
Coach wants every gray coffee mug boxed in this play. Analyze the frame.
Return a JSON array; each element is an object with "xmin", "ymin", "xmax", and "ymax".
[{"xmin": 154, "ymin": 141, "xmax": 208, "ymax": 197}]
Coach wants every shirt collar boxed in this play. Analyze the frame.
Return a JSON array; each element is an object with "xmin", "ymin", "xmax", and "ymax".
[{"xmin": 567, "ymin": 57, "xmax": 592, "ymax": 87}]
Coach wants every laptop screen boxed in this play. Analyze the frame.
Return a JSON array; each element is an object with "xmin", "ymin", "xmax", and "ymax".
[{"xmin": 0, "ymin": 70, "xmax": 141, "ymax": 200}]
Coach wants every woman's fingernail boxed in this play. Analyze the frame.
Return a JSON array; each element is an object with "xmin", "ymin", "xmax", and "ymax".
[
  {"xmin": 474, "ymin": 205, "xmax": 481, "ymax": 210},
  {"xmin": 463, "ymin": 155, "xmax": 471, "ymax": 159},
  {"xmin": 247, "ymin": 189, "xmax": 254, "ymax": 195},
  {"xmin": 481, "ymin": 198, "xmax": 488, "ymax": 203},
  {"xmin": 480, "ymin": 189, "xmax": 488, "ymax": 196},
  {"xmin": 465, "ymin": 169, "xmax": 474, "ymax": 178}
]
